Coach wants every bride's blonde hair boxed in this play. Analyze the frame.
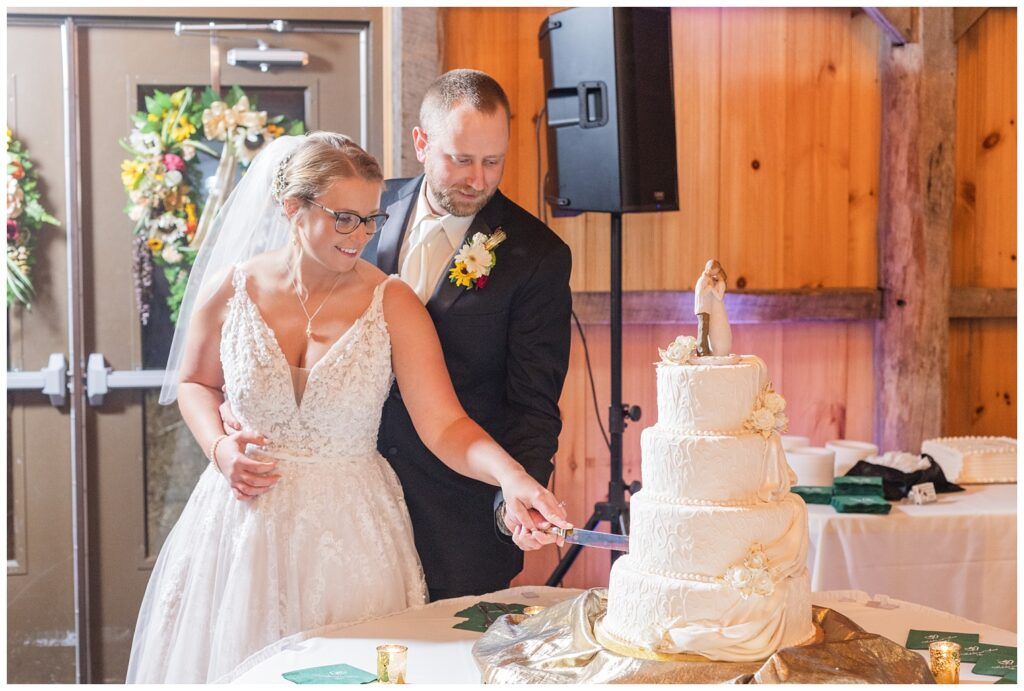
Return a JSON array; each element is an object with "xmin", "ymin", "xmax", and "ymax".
[{"xmin": 273, "ymin": 131, "xmax": 383, "ymax": 205}]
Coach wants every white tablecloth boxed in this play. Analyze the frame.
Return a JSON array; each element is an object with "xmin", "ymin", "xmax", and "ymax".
[
  {"xmin": 806, "ymin": 483, "xmax": 1017, "ymax": 631},
  {"xmin": 229, "ymin": 586, "xmax": 1016, "ymax": 684}
]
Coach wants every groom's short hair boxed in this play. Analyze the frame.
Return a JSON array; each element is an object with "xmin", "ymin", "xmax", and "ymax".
[{"xmin": 419, "ymin": 69, "xmax": 511, "ymax": 136}]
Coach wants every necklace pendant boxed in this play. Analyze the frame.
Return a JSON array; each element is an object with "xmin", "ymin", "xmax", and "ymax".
[{"xmin": 305, "ymin": 323, "xmax": 313, "ymax": 340}]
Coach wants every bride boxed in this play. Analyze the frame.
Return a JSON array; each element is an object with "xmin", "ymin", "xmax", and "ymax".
[{"xmin": 126, "ymin": 133, "xmax": 570, "ymax": 683}]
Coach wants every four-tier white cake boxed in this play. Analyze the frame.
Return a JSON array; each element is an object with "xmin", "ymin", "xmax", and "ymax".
[{"xmin": 598, "ymin": 354, "xmax": 815, "ymax": 662}]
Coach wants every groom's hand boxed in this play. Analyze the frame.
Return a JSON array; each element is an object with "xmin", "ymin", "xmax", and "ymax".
[
  {"xmin": 503, "ymin": 507, "xmax": 565, "ymax": 551},
  {"xmin": 219, "ymin": 385, "xmax": 242, "ymax": 432}
]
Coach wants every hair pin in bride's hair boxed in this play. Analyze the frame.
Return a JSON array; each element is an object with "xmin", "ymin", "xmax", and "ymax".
[{"xmin": 272, "ymin": 153, "xmax": 294, "ymax": 203}]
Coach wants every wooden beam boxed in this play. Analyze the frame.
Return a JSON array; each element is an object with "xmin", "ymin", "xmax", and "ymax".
[
  {"xmin": 953, "ymin": 8, "xmax": 989, "ymax": 43},
  {"xmin": 864, "ymin": 7, "xmax": 918, "ymax": 45},
  {"xmin": 874, "ymin": 8, "xmax": 956, "ymax": 452},
  {"xmin": 949, "ymin": 287, "xmax": 1017, "ymax": 319},
  {"xmin": 573, "ymin": 289, "xmax": 882, "ymax": 325}
]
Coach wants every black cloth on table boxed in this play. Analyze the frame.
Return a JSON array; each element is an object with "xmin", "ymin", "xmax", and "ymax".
[{"xmin": 843, "ymin": 455, "xmax": 965, "ymax": 501}]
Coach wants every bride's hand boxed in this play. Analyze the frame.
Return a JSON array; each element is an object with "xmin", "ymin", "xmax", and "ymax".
[
  {"xmin": 498, "ymin": 469, "xmax": 572, "ymax": 534},
  {"xmin": 213, "ymin": 429, "xmax": 281, "ymax": 501}
]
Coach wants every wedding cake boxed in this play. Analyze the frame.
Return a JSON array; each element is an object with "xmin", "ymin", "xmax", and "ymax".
[
  {"xmin": 921, "ymin": 436, "xmax": 1017, "ymax": 484},
  {"xmin": 598, "ymin": 338, "xmax": 815, "ymax": 662}
]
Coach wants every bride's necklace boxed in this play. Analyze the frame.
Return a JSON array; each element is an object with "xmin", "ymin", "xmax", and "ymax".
[{"xmin": 290, "ymin": 269, "xmax": 344, "ymax": 340}]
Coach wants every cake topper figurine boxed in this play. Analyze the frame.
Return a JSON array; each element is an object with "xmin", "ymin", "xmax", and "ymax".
[{"xmin": 694, "ymin": 259, "xmax": 732, "ymax": 356}]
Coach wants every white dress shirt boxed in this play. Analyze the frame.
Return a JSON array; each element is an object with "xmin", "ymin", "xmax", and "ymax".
[{"xmin": 398, "ymin": 182, "xmax": 475, "ymax": 304}]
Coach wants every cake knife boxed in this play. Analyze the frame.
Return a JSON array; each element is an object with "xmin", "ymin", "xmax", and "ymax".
[{"xmin": 547, "ymin": 526, "xmax": 630, "ymax": 552}]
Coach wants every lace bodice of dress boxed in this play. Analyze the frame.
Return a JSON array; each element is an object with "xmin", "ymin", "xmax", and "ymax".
[{"xmin": 220, "ymin": 267, "xmax": 394, "ymax": 459}]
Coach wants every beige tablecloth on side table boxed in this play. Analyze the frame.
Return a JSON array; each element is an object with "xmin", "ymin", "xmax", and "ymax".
[{"xmin": 806, "ymin": 483, "xmax": 1017, "ymax": 630}]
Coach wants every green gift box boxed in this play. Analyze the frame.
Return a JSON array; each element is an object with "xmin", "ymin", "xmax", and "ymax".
[
  {"xmin": 831, "ymin": 494, "xmax": 891, "ymax": 514},
  {"xmin": 792, "ymin": 486, "xmax": 833, "ymax": 504},
  {"xmin": 832, "ymin": 475, "xmax": 885, "ymax": 497}
]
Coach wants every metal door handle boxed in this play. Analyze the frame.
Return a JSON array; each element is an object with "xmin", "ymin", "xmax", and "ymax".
[
  {"xmin": 85, "ymin": 353, "xmax": 166, "ymax": 406},
  {"xmin": 6, "ymin": 353, "xmax": 69, "ymax": 406}
]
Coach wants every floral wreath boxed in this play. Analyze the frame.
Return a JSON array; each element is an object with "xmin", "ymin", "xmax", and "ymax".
[
  {"xmin": 120, "ymin": 85, "xmax": 304, "ymax": 324},
  {"xmin": 7, "ymin": 129, "xmax": 60, "ymax": 308}
]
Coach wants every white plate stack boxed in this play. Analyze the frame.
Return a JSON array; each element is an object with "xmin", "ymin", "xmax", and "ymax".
[{"xmin": 784, "ymin": 446, "xmax": 835, "ymax": 487}]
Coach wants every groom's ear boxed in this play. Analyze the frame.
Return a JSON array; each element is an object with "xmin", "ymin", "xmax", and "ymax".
[{"xmin": 412, "ymin": 127, "xmax": 429, "ymax": 163}]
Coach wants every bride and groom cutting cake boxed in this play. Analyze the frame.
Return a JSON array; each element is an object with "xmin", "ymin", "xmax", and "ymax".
[{"xmin": 127, "ymin": 69, "xmax": 575, "ymax": 683}]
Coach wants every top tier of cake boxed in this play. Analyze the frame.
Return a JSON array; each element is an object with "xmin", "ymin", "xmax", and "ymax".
[{"xmin": 655, "ymin": 355, "xmax": 767, "ymax": 434}]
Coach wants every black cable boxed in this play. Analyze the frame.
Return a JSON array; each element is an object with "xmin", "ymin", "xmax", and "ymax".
[
  {"xmin": 573, "ymin": 309, "xmax": 611, "ymax": 451},
  {"xmin": 534, "ymin": 104, "xmax": 546, "ymax": 219}
]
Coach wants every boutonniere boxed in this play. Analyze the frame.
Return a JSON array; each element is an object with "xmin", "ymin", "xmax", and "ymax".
[{"xmin": 448, "ymin": 227, "xmax": 507, "ymax": 290}]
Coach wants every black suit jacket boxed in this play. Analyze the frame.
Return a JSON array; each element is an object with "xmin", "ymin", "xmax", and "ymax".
[{"xmin": 362, "ymin": 176, "xmax": 572, "ymax": 595}]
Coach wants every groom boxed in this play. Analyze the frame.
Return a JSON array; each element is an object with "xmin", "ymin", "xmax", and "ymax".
[{"xmin": 362, "ymin": 69, "xmax": 572, "ymax": 601}]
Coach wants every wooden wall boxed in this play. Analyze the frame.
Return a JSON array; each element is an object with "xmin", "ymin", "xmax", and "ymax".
[
  {"xmin": 948, "ymin": 8, "xmax": 1017, "ymax": 437},
  {"xmin": 440, "ymin": 7, "xmax": 1016, "ymax": 589}
]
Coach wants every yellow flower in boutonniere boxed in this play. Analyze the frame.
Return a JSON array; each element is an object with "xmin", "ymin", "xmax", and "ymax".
[
  {"xmin": 147, "ymin": 237, "xmax": 164, "ymax": 252},
  {"xmin": 448, "ymin": 228, "xmax": 507, "ymax": 290},
  {"xmin": 449, "ymin": 262, "xmax": 476, "ymax": 288}
]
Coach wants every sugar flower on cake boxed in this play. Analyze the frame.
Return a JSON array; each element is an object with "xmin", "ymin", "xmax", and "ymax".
[
  {"xmin": 744, "ymin": 383, "xmax": 789, "ymax": 438},
  {"xmin": 657, "ymin": 335, "xmax": 697, "ymax": 366},
  {"xmin": 720, "ymin": 543, "xmax": 775, "ymax": 599}
]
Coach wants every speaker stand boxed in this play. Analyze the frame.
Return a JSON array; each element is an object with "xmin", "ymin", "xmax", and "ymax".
[{"xmin": 547, "ymin": 212, "xmax": 640, "ymax": 586}]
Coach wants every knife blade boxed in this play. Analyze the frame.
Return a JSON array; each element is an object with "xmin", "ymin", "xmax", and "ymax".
[{"xmin": 548, "ymin": 527, "xmax": 630, "ymax": 552}]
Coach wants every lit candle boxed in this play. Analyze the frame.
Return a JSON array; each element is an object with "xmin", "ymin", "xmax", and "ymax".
[
  {"xmin": 376, "ymin": 643, "xmax": 408, "ymax": 684},
  {"xmin": 929, "ymin": 640, "xmax": 960, "ymax": 684}
]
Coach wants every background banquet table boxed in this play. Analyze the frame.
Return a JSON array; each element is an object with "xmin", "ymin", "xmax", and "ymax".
[
  {"xmin": 805, "ymin": 483, "xmax": 1017, "ymax": 631},
  {"xmin": 228, "ymin": 586, "xmax": 1016, "ymax": 684}
]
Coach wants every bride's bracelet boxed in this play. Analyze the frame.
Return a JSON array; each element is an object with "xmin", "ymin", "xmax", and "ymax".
[{"xmin": 209, "ymin": 434, "xmax": 229, "ymax": 474}]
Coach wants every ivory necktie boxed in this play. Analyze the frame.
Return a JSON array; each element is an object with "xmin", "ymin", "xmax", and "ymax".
[{"xmin": 400, "ymin": 217, "xmax": 449, "ymax": 304}]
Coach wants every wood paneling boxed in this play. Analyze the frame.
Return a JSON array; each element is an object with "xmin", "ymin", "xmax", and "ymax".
[
  {"xmin": 949, "ymin": 8, "xmax": 1017, "ymax": 438},
  {"xmin": 947, "ymin": 320, "xmax": 1017, "ymax": 436},
  {"xmin": 438, "ymin": 7, "xmax": 1015, "ymax": 587},
  {"xmin": 953, "ymin": 8, "xmax": 1017, "ymax": 289}
]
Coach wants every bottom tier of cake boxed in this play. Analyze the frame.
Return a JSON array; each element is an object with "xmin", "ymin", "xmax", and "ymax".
[{"xmin": 602, "ymin": 556, "xmax": 815, "ymax": 662}]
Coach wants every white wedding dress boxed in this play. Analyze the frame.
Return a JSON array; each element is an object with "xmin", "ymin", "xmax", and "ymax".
[{"xmin": 127, "ymin": 269, "xmax": 427, "ymax": 683}]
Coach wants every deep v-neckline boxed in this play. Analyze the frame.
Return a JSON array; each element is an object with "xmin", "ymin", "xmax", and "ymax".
[{"xmin": 236, "ymin": 270, "xmax": 382, "ymax": 411}]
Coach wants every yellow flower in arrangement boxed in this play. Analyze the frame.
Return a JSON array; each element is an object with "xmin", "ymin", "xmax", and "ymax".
[
  {"xmin": 448, "ymin": 262, "xmax": 477, "ymax": 288},
  {"xmin": 146, "ymin": 237, "xmax": 164, "ymax": 252},
  {"xmin": 121, "ymin": 160, "xmax": 144, "ymax": 189},
  {"xmin": 147, "ymin": 113, "xmax": 159, "ymax": 123},
  {"xmin": 266, "ymin": 123, "xmax": 285, "ymax": 137},
  {"xmin": 5, "ymin": 128, "xmax": 11, "ymax": 145}
]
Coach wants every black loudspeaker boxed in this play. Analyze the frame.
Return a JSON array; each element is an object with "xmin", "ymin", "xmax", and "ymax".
[{"xmin": 539, "ymin": 7, "xmax": 678, "ymax": 214}]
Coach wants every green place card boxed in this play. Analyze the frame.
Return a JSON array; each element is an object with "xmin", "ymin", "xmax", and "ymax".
[
  {"xmin": 995, "ymin": 668, "xmax": 1017, "ymax": 683},
  {"xmin": 832, "ymin": 476, "xmax": 885, "ymax": 496},
  {"xmin": 282, "ymin": 663, "xmax": 377, "ymax": 684},
  {"xmin": 792, "ymin": 486, "xmax": 833, "ymax": 504},
  {"xmin": 974, "ymin": 648, "xmax": 1017, "ymax": 677},
  {"xmin": 831, "ymin": 494, "xmax": 891, "ymax": 514},
  {"xmin": 905, "ymin": 629, "xmax": 980, "ymax": 650},
  {"xmin": 962, "ymin": 642, "xmax": 1016, "ymax": 663}
]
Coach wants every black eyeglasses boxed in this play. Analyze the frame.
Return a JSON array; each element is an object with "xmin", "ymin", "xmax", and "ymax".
[{"xmin": 305, "ymin": 199, "xmax": 390, "ymax": 236}]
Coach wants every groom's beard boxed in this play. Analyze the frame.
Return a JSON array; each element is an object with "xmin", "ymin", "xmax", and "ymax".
[{"xmin": 426, "ymin": 173, "xmax": 496, "ymax": 217}]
